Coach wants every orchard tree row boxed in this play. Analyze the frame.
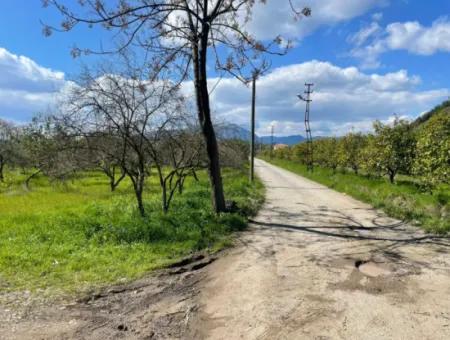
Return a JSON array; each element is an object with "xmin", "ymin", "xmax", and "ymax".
[
  {"xmin": 0, "ymin": 67, "xmax": 248, "ymax": 216},
  {"xmin": 39, "ymin": 0, "xmax": 311, "ymax": 213},
  {"xmin": 268, "ymin": 106, "xmax": 449, "ymax": 189}
]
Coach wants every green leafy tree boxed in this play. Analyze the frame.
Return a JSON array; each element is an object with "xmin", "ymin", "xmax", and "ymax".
[
  {"xmin": 291, "ymin": 142, "xmax": 309, "ymax": 164},
  {"xmin": 313, "ymin": 139, "xmax": 327, "ymax": 168},
  {"xmin": 314, "ymin": 137, "xmax": 339, "ymax": 172},
  {"xmin": 337, "ymin": 132, "xmax": 367, "ymax": 174},
  {"xmin": 414, "ymin": 111, "xmax": 450, "ymax": 186},
  {"xmin": 360, "ymin": 134, "xmax": 380, "ymax": 177},
  {"xmin": 275, "ymin": 146, "xmax": 291, "ymax": 160},
  {"xmin": 364, "ymin": 118, "xmax": 415, "ymax": 183}
]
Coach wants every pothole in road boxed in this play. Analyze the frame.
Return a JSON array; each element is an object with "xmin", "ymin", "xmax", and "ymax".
[{"xmin": 355, "ymin": 260, "xmax": 392, "ymax": 277}]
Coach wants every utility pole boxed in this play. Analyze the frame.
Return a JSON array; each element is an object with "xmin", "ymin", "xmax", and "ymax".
[
  {"xmin": 298, "ymin": 83, "xmax": 314, "ymax": 171},
  {"xmin": 246, "ymin": 60, "xmax": 270, "ymax": 182},
  {"xmin": 249, "ymin": 71, "xmax": 257, "ymax": 182},
  {"xmin": 270, "ymin": 124, "xmax": 274, "ymax": 159}
]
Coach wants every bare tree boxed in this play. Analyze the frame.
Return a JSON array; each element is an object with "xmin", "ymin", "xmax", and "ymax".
[
  {"xmin": 19, "ymin": 116, "xmax": 84, "ymax": 189},
  {"xmin": 85, "ymin": 134, "xmax": 127, "ymax": 191},
  {"xmin": 61, "ymin": 60, "xmax": 185, "ymax": 216},
  {"xmin": 152, "ymin": 123, "xmax": 205, "ymax": 213},
  {"xmin": 43, "ymin": 0, "xmax": 311, "ymax": 213}
]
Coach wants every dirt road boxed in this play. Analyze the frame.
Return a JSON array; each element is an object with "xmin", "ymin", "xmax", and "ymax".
[
  {"xmin": 3, "ymin": 159, "xmax": 450, "ymax": 339},
  {"xmin": 188, "ymin": 159, "xmax": 450, "ymax": 339}
]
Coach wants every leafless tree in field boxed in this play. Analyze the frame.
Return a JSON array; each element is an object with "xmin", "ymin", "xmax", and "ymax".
[
  {"xmin": 61, "ymin": 59, "xmax": 186, "ymax": 216},
  {"xmin": 19, "ymin": 116, "xmax": 85, "ymax": 189},
  {"xmin": 85, "ymin": 134, "xmax": 128, "ymax": 191},
  {"xmin": 43, "ymin": 0, "xmax": 311, "ymax": 213},
  {"xmin": 149, "ymin": 116, "xmax": 205, "ymax": 212}
]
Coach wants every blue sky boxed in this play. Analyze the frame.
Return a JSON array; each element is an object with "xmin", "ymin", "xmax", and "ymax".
[{"xmin": 1, "ymin": 0, "xmax": 449, "ymax": 136}]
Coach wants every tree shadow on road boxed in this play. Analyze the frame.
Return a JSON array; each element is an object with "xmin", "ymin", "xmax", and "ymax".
[
  {"xmin": 250, "ymin": 219, "xmax": 449, "ymax": 246},
  {"xmin": 247, "ymin": 204, "xmax": 450, "ymax": 271}
]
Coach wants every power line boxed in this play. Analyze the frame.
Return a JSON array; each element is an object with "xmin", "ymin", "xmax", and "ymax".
[{"xmin": 298, "ymin": 83, "xmax": 314, "ymax": 172}]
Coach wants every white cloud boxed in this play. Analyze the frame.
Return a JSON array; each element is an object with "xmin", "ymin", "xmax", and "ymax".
[
  {"xmin": 385, "ymin": 18, "xmax": 450, "ymax": 54},
  {"xmin": 245, "ymin": 0, "xmax": 387, "ymax": 41},
  {"xmin": 350, "ymin": 17, "xmax": 450, "ymax": 68},
  {"xmin": 182, "ymin": 60, "xmax": 448, "ymax": 136},
  {"xmin": 1, "ymin": 47, "xmax": 447, "ymax": 139},
  {"xmin": 347, "ymin": 22, "xmax": 381, "ymax": 47},
  {"xmin": 0, "ymin": 48, "xmax": 67, "ymax": 121}
]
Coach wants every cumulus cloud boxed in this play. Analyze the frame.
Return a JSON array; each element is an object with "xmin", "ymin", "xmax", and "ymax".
[
  {"xmin": 0, "ymin": 48, "xmax": 67, "ymax": 121},
  {"xmin": 244, "ymin": 0, "xmax": 387, "ymax": 41},
  {"xmin": 2, "ymin": 47, "xmax": 447, "ymax": 138},
  {"xmin": 182, "ymin": 60, "xmax": 448, "ymax": 136},
  {"xmin": 385, "ymin": 18, "xmax": 450, "ymax": 54},
  {"xmin": 350, "ymin": 17, "xmax": 450, "ymax": 69}
]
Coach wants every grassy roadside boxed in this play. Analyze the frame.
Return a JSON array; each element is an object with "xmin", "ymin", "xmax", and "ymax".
[
  {"xmin": 0, "ymin": 167, "xmax": 264, "ymax": 295},
  {"xmin": 261, "ymin": 157, "xmax": 449, "ymax": 234}
]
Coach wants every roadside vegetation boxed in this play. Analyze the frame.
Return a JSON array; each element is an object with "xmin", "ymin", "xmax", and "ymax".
[
  {"xmin": 263, "ymin": 101, "xmax": 450, "ymax": 234},
  {"xmin": 1, "ymin": 0, "xmax": 312, "ymax": 297},
  {"xmin": 0, "ymin": 167, "xmax": 263, "ymax": 294},
  {"xmin": 0, "ymin": 54, "xmax": 266, "ymax": 295}
]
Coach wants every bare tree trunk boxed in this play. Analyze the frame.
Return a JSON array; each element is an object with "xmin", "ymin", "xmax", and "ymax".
[
  {"xmin": 161, "ymin": 178, "xmax": 169, "ymax": 213},
  {"xmin": 388, "ymin": 169, "xmax": 395, "ymax": 184},
  {"xmin": 192, "ymin": 169, "xmax": 199, "ymax": 182},
  {"xmin": 155, "ymin": 165, "xmax": 169, "ymax": 213},
  {"xmin": 109, "ymin": 168, "xmax": 126, "ymax": 192},
  {"xmin": 128, "ymin": 166, "xmax": 146, "ymax": 217},
  {"xmin": 24, "ymin": 170, "xmax": 41, "ymax": 190},
  {"xmin": 135, "ymin": 185, "xmax": 145, "ymax": 217},
  {"xmin": 192, "ymin": 25, "xmax": 226, "ymax": 213},
  {"xmin": 162, "ymin": 188, "xmax": 168, "ymax": 213},
  {"xmin": 110, "ymin": 166, "xmax": 117, "ymax": 192},
  {"xmin": 250, "ymin": 73, "xmax": 256, "ymax": 182},
  {"xmin": 0, "ymin": 157, "xmax": 4, "ymax": 182},
  {"xmin": 178, "ymin": 176, "xmax": 186, "ymax": 194},
  {"xmin": 132, "ymin": 172, "xmax": 145, "ymax": 217}
]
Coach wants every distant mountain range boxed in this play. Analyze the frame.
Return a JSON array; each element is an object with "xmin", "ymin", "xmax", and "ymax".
[
  {"xmin": 216, "ymin": 99, "xmax": 450, "ymax": 144},
  {"xmin": 216, "ymin": 124, "xmax": 305, "ymax": 146}
]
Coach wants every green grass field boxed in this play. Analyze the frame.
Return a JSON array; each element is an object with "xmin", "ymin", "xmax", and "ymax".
[
  {"xmin": 262, "ymin": 157, "xmax": 449, "ymax": 234},
  {"xmin": 0, "ymin": 168, "xmax": 264, "ymax": 295}
]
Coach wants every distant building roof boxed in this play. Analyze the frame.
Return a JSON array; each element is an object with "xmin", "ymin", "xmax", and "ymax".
[{"xmin": 273, "ymin": 143, "xmax": 289, "ymax": 150}]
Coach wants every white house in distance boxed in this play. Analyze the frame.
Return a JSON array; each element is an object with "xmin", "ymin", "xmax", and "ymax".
[{"xmin": 273, "ymin": 143, "xmax": 289, "ymax": 151}]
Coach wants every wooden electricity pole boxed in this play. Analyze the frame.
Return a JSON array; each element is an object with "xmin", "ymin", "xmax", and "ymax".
[
  {"xmin": 298, "ymin": 83, "xmax": 314, "ymax": 171},
  {"xmin": 250, "ymin": 72, "xmax": 257, "ymax": 182}
]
